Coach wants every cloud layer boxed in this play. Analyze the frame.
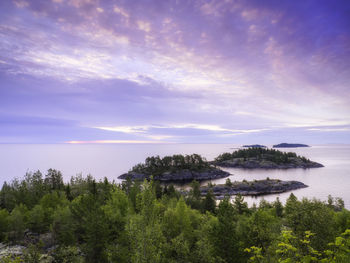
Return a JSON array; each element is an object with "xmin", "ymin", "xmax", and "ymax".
[{"xmin": 0, "ymin": 0, "xmax": 349, "ymax": 143}]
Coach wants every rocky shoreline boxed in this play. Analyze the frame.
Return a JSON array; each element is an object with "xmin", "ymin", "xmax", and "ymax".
[
  {"xmin": 200, "ymin": 179, "xmax": 308, "ymax": 197},
  {"xmin": 118, "ymin": 167, "xmax": 230, "ymax": 182},
  {"xmin": 214, "ymin": 158, "xmax": 323, "ymax": 169}
]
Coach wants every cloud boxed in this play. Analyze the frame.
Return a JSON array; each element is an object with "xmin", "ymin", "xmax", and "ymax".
[
  {"xmin": 0, "ymin": 0, "xmax": 349, "ymax": 143},
  {"xmin": 67, "ymin": 140, "xmax": 168, "ymax": 144}
]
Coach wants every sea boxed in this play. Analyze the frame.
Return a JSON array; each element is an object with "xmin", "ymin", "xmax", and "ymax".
[{"xmin": 0, "ymin": 144, "xmax": 349, "ymax": 209}]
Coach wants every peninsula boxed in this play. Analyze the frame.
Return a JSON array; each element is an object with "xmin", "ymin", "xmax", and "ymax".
[
  {"xmin": 213, "ymin": 148, "xmax": 323, "ymax": 169},
  {"xmin": 273, "ymin": 143, "xmax": 310, "ymax": 148},
  {"xmin": 200, "ymin": 179, "xmax": 308, "ymax": 197},
  {"xmin": 119, "ymin": 154, "xmax": 230, "ymax": 181}
]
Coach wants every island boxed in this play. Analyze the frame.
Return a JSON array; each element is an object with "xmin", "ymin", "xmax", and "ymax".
[
  {"xmin": 273, "ymin": 143, "xmax": 310, "ymax": 148},
  {"xmin": 213, "ymin": 148, "xmax": 323, "ymax": 169},
  {"xmin": 242, "ymin": 144, "xmax": 266, "ymax": 148},
  {"xmin": 119, "ymin": 154, "xmax": 230, "ymax": 181},
  {"xmin": 200, "ymin": 179, "xmax": 308, "ymax": 197}
]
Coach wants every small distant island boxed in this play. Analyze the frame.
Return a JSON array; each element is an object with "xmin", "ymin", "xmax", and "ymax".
[
  {"xmin": 119, "ymin": 154, "xmax": 230, "ymax": 181},
  {"xmin": 200, "ymin": 178, "xmax": 308, "ymax": 197},
  {"xmin": 242, "ymin": 144, "xmax": 266, "ymax": 148},
  {"xmin": 273, "ymin": 143, "xmax": 310, "ymax": 148},
  {"xmin": 213, "ymin": 148, "xmax": 323, "ymax": 169}
]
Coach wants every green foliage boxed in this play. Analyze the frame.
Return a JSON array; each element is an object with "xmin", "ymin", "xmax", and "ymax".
[
  {"xmin": 70, "ymin": 193, "xmax": 109, "ymax": 263},
  {"xmin": 0, "ymin": 208, "xmax": 9, "ymax": 241},
  {"xmin": 23, "ymin": 244, "xmax": 42, "ymax": 263},
  {"xmin": 225, "ymin": 178, "xmax": 233, "ymax": 187},
  {"xmin": 186, "ymin": 180, "xmax": 202, "ymax": 210},
  {"xmin": 8, "ymin": 204, "xmax": 28, "ymax": 241},
  {"xmin": 202, "ymin": 190, "xmax": 216, "ymax": 214},
  {"xmin": 0, "ymin": 256, "xmax": 23, "ymax": 263},
  {"xmin": 233, "ymin": 194, "xmax": 249, "ymax": 215},
  {"xmin": 51, "ymin": 206, "xmax": 76, "ymax": 245},
  {"xmin": 0, "ymin": 170, "xmax": 350, "ymax": 263},
  {"xmin": 214, "ymin": 148, "xmax": 310, "ymax": 165},
  {"xmin": 210, "ymin": 197, "xmax": 244, "ymax": 262},
  {"xmin": 273, "ymin": 197, "xmax": 283, "ymax": 217},
  {"xmin": 44, "ymin": 169, "xmax": 64, "ymax": 191},
  {"xmin": 284, "ymin": 195, "xmax": 336, "ymax": 250},
  {"xmin": 28, "ymin": 204, "xmax": 46, "ymax": 233},
  {"xmin": 130, "ymin": 154, "xmax": 210, "ymax": 176},
  {"xmin": 52, "ymin": 246, "xmax": 84, "ymax": 263}
]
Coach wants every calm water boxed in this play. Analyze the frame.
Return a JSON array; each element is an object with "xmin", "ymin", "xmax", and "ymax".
[{"xmin": 0, "ymin": 144, "xmax": 349, "ymax": 208}]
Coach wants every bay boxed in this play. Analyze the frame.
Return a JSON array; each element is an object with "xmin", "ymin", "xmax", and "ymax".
[{"xmin": 0, "ymin": 144, "xmax": 349, "ymax": 208}]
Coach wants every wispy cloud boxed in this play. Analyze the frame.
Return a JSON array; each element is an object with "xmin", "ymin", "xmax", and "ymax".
[
  {"xmin": 0, "ymin": 0, "xmax": 349, "ymax": 143},
  {"xmin": 66, "ymin": 140, "xmax": 169, "ymax": 144},
  {"xmin": 307, "ymin": 127, "xmax": 350, "ymax": 132}
]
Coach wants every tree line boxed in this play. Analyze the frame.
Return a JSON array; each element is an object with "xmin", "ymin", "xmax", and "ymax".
[
  {"xmin": 0, "ymin": 170, "xmax": 349, "ymax": 262},
  {"xmin": 130, "ymin": 154, "xmax": 210, "ymax": 176},
  {"xmin": 215, "ymin": 148, "xmax": 311, "ymax": 164}
]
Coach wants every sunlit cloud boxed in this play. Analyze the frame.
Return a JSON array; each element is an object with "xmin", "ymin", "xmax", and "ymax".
[
  {"xmin": 94, "ymin": 126, "xmax": 148, "ymax": 134},
  {"xmin": 93, "ymin": 124, "xmax": 269, "ymax": 139},
  {"xmin": 0, "ymin": 0, "xmax": 349, "ymax": 143},
  {"xmin": 66, "ymin": 140, "xmax": 170, "ymax": 144},
  {"xmin": 307, "ymin": 128, "xmax": 350, "ymax": 132}
]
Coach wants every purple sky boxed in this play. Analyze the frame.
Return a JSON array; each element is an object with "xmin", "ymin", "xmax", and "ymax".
[{"xmin": 0, "ymin": 0, "xmax": 349, "ymax": 144}]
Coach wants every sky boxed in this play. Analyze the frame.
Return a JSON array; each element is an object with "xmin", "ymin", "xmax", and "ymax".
[{"xmin": 0, "ymin": 0, "xmax": 349, "ymax": 144}]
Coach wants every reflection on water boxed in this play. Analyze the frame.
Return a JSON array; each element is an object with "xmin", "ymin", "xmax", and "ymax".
[{"xmin": 0, "ymin": 144, "xmax": 349, "ymax": 208}]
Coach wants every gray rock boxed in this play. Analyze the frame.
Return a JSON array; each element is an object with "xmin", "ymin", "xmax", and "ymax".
[
  {"xmin": 200, "ymin": 179, "xmax": 308, "ymax": 197},
  {"xmin": 39, "ymin": 233, "xmax": 55, "ymax": 250},
  {"xmin": 119, "ymin": 167, "xmax": 230, "ymax": 182},
  {"xmin": 0, "ymin": 243, "xmax": 26, "ymax": 259},
  {"xmin": 215, "ymin": 158, "xmax": 323, "ymax": 169}
]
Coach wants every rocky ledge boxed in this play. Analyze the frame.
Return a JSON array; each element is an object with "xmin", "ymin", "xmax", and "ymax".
[
  {"xmin": 118, "ymin": 167, "xmax": 230, "ymax": 182},
  {"xmin": 215, "ymin": 157, "xmax": 323, "ymax": 169},
  {"xmin": 201, "ymin": 179, "xmax": 308, "ymax": 197}
]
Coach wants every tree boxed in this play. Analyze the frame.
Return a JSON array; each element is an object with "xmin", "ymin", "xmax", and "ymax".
[
  {"xmin": 273, "ymin": 197, "xmax": 283, "ymax": 217},
  {"xmin": 8, "ymin": 204, "xmax": 28, "ymax": 241},
  {"xmin": 0, "ymin": 208, "xmax": 9, "ymax": 241},
  {"xmin": 70, "ymin": 194, "xmax": 109, "ymax": 262},
  {"xmin": 187, "ymin": 180, "xmax": 201, "ymax": 210},
  {"xmin": 52, "ymin": 206, "xmax": 76, "ymax": 246},
  {"xmin": 285, "ymin": 197, "xmax": 337, "ymax": 250},
  {"xmin": 211, "ymin": 197, "xmax": 243, "ymax": 262},
  {"xmin": 246, "ymin": 210, "xmax": 281, "ymax": 253},
  {"xmin": 44, "ymin": 169, "xmax": 64, "ymax": 191},
  {"xmin": 127, "ymin": 180, "xmax": 165, "ymax": 263},
  {"xmin": 28, "ymin": 204, "xmax": 46, "ymax": 233},
  {"xmin": 225, "ymin": 178, "xmax": 233, "ymax": 187},
  {"xmin": 202, "ymin": 190, "xmax": 216, "ymax": 214},
  {"xmin": 233, "ymin": 194, "xmax": 249, "ymax": 215}
]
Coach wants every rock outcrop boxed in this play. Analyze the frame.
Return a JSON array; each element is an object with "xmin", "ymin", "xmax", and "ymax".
[
  {"xmin": 200, "ymin": 179, "xmax": 307, "ymax": 197},
  {"xmin": 119, "ymin": 167, "xmax": 230, "ymax": 182},
  {"xmin": 0, "ymin": 243, "xmax": 26, "ymax": 259},
  {"xmin": 215, "ymin": 157, "xmax": 323, "ymax": 169}
]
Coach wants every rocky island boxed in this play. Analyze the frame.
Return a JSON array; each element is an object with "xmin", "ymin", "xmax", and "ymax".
[
  {"xmin": 119, "ymin": 154, "xmax": 230, "ymax": 182},
  {"xmin": 273, "ymin": 143, "xmax": 310, "ymax": 148},
  {"xmin": 242, "ymin": 144, "xmax": 266, "ymax": 148},
  {"xmin": 213, "ymin": 148, "xmax": 323, "ymax": 169},
  {"xmin": 200, "ymin": 178, "xmax": 308, "ymax": 197}
]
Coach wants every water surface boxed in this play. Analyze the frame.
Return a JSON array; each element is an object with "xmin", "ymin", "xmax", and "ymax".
[{"xmin": 0, "ymin": 144, "xmax": 349, "ymax": 208}]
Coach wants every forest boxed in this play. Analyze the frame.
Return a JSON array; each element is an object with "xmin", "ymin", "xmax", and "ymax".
[
  {"xmin": 130, "ymin": 154, "xmax": 210, "ymax": 175},
  {"xmin": 0, "ymin": 169, "xmax": 349, "ymax": 262},
  {"xmin": 214, "ymin": 148, "xmax": 311, "ymax": 164}
]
